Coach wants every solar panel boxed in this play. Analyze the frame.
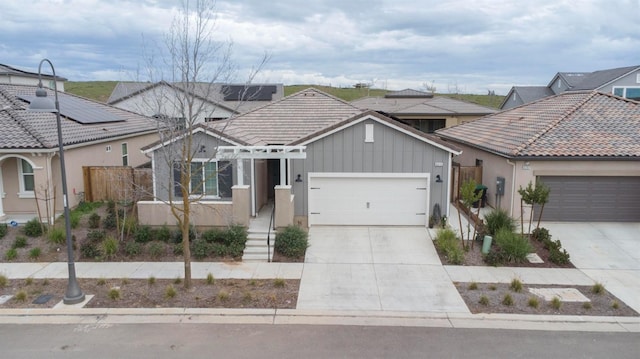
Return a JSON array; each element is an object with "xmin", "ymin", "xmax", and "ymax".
[
  {"xmin": 222, "ymin": 85, "xmax": 277, "ymax": 101},
  {"xmin": 18, "ymin": 94, "xmax": 124, "ymax": 124}
]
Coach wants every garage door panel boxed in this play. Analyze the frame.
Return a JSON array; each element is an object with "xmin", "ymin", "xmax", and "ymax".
[
  {"xmin": 539, "ymin": 176, "xmax": 640, "ymax": 222},
  {"xmin": 309, "ymin": 175, "xmax": 428, "ymax": 226}
]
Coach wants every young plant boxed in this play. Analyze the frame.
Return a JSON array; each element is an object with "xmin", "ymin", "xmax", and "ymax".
[
  {"xmin": 96, "ymin": 278, "xmax": 107, "ymax": 286},
  {"xmin": 582, "ymin": 302, "xmax": 592, "ymax": 310},
  {"xmin": 101, "ymin": 236, "xmax": 119, "ymax": 260},
  {"xmin": 29, "ymin": 247, "xmax": 42, "ymax": 259},
  {"xmin": 25, "ymin": 277, "xmax": 34, "ymax": 286},
  {"xmin": 217, "ymin": 290, "xmax": 230, "ymax": 302},
  {"xmin": 206, "ymin": 273, "xmax": 215, "ymax": 285},
  {"xmin": 510, "ymin": 278, "xmax": 523, "ymax": 293},
  {"xmin": 13, "ymin": 235, "xmax": 28, "ymax": 249},
  {"xmin": 108, "ymin": 288, "xmax": 121, "ymax": 300},
  {"xmin": 148, "ymin": 276, "xmax": 156, "ymax": 286},
  {"xmin": 502, "ymin": 293, "xmax": 514, "ymax": 306},
  {"xmin": 611, "ymin": 301, "xmax": 620, "ymax": 310},
  {"xmin": 5, "ymin": 248, "xmax": 18, "ymax": 261},
  {"xmin": 173, "ymin": 277, "xmax": 182, "ymax": 285},
  {"xmin": 550, "ymin": 297, "xmax": 562, "ymax": 310},
  {"xmin": 0, "ymin": 274, "xmax": 8, "ymax": 287},
  {"xmin": 591, "ymin": 282, "xmax": 605, "ymax": 295},
  {"xmin": 165, "ymin": 285, "xmax": 177, "ymax": 299},
  {"xmin": 467, "ymin": 282, "xmax": 478, "ymax": 290},
  {"xmin": 479, "ymin": 295, "xmax": 490, "ymax": 306},
  {"xmin": 527, "ymin": 297, "xmax": 539, "ymax": 308},
  {"xmin": 14, "ymin": 290, "xmax": 28, "ymax": 302},
  {"xmin": 273, "ymin": 278, "xmax": 286, "ymax": 288}
]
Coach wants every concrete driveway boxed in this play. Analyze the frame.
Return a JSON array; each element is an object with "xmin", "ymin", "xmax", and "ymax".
[
  {"xmin": 543, "ymin": 222, "xmax": 640, "ymax": 312},
  {"xmin": 296, "ymin": 226, "xmax": 469, "ymax": 313}
]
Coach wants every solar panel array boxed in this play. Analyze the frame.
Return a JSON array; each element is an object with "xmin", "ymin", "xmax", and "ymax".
[
  {"xmin": 18, "ymin": 94, "xmax": 124, "ymax": 124},
  {"xmin": 222, "ymin": 85, "xmax": 277, "ymax": 101}
]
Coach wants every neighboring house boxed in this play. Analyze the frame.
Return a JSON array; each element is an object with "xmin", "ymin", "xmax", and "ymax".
[
  {"xmin": 0, "ymin": 63, "xmax": 66, "ymax": 92},
  {"xmin": 139, "ymin": 88, "xmax": 461, "ymax": 229},
  {"xmin": 351, "ymin": 89, "xmax": 496, "ymax": 134},
  {"xmin": 437, "ymin": 91, "xmax": 640, "ymax": 223},
  {"xmin": 107, "ymin": 81, "xmax": 284, "ymax": 124},
  {"xmin": 501, "ymin": 65, "xmax": 640, "ymax": 110},
  {"xmin": 0, "ymin": 84, "xmax": 160, "ymax": 223}
]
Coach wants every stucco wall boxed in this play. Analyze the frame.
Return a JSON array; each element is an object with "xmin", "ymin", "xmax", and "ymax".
[{"xmin": 137, "ymin": 200, "xmax": 234, "ymax": 227}]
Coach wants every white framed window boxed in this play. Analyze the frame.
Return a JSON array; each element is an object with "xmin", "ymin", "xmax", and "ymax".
[
  {"xmin": 365, "ymin": 124, "xmax": 374, "ymax": 142},
  {"xmin": 18, "ymin": 159, "xmax": 35, "ymax": 198},
  {"xmin": 106, "ymin": 145, "xmax": 112, "ymax": 152},
  {"xmin": 173, "ymin": 160, "xmax": 233, "ymax": 199},
  {"xmin": 612, "ymin": 86, "xmax": 640, "ymax": 101},
  {"xmin": 121, "ymin": 143, "xmax": 128, "ymax": 166},
  {"xmin": 636, "ymin": 74, "xmax": 640, "ymax": 84},
  {"xmin": 557, "ymin": 79, "xmax": 562, "ymax": 88}
]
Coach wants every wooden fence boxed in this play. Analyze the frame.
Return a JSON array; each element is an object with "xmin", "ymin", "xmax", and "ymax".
[
  {"xmin": 451, "ymin": 163, "xmax": 483, "ymax": 201},
  {"xmin": 83, "ymin": 166, "xmax": 153, "ymax": 202}
]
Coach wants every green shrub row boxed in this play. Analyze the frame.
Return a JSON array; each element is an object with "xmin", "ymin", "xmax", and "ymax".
[
  {"xmin": 275, "ymin": 225, "xmax": 308, "ymax": 258},
  {"xmin": 434, "ymin": 228, "xmax": 464, "ymax": 265}
]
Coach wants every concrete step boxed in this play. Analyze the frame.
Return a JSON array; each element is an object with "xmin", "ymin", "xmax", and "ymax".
[
  {"xmin": 245, "ymin": 239, "xmax": 268, "ymax": 247},
  {"xmin": 243, "ymin": 246, "xmax": 269, "ymax": 255},
  {"xmin": 242, "ymin": 253, "xmax": 270, "ymax": 262}
]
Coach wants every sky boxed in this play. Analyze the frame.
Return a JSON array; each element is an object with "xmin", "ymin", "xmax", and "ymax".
[{"xmin": 1, "ymin": 0, "xmax": 639, "ymax": 95}]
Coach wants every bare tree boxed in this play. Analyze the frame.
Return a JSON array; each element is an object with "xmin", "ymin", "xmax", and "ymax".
[{"xmin": 142, "ymin": 0, "xmax": 268, "ymax": 288}]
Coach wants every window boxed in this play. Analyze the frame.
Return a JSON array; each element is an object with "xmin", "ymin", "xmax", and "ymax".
[
  {"xmin": 173, "ymin": 160, "xmax": 233, "ymax": 198},
  {"xmin": 106, "ymin": 145, "xmax": 112, "ymax": 153},
  {"xmin": 612, "ymin": 87, "xmax": 640, "ymax": 101},
  {"xmin": 410, "ymin": 119, "xmax": 446, "ymax": 134},
  {"xmin": 365, "ymin": 124, "xmax": 374, "ymax": 142},
  {"xmin": 18, "ymin": 159, "xmax": 35, "ymax": 197},
  {"xmin": 121, "ymin": 143, "xmax": 128, "ymax": 166}
]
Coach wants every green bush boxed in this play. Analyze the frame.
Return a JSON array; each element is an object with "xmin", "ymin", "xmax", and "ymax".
[
  {"xmin": 23, "ymin": 218, "xmax": 44, "ymax": 237},
  {"xmin": 134, "ymin": 225, "xmax": 153, "ymax": 243},
  {"xmin": 0, "ymin": 223, "xmax": 8, "ymax": 238},
  {"xmin": 226, "ymin": 224, "xmax": 248, "ymax": 247},
  {"xmin": 103, "ymin": 213, "xmax": 117, "ymax": 230},
  {"xmin": 101, "ymin": 236, "xmax": 119, "ymax": 260},
  {"xmin": 75, "ymin": 201, "xmax": 103, "ymax": 214},
  {"xmin": 494, "ymin": 228, "xmax": 532, "ymax": 263},
  {"xmin": 191, "ymin": 239, "xmax": 211, "ymax": 259},
  {"xmin": 69, "ymin": 211, "xmax": 82, "ymax": 229},
  {"xmin": 29, "ymin": 247, "xmax": 42, "ymax": 259},
  {"xmin": 80, "ymin": 241, "xmax": 101, "ymax": 259},
  {"xmin": 484, "ymin": 209, "xmax": 515, "ymax": 236},
  {"xmin": 210, "ymin": 243, "xmax": 227, "ymax": 257},
  {"xmin": 171, "ymin": 226, "xmax": 196, "ymax": 244},
  {"xmin": 434, "ymin": 228, "xmax": 464, "ymax": 265},
  {"xmin": 155, "ymin": 225, "xmax": 172, "ymax": 243},
  {"xmin": 87, "ymin": 230, "xmax": 106, "ymax": 243},
  {"xmin": 202, "ymin": 228, "xmax": 225, "ymax": 244},
  {"xmin": 483, "ymin": 247, "xmax": 506, "ymax": 266},
  {"xmin": 543, "ymin": 238, "xmax": 562, "ymax": 251},
  {"xmin": 548, "ymin": 248, "xmax": 571, "ymax": 265},
  {"xmin": 274, "ymin": 225, "xmax": 308, "ymax": 258},
  {"xmin": 531, "ymin": 227, "xmax": 550, "ymax": 242},
  {"xmin": 147, "ymin": 241, "xmax": 166, "ymax": 259},
  {"xmin": 5, "ymin": 248, "xmax": 18, "ymax": 261},
  {"xmin": 12, "ymin": 235, "xmax": 28, "ymax": 249},
  {"xmin": 47, "ymin": 227, "xmax": 65, "ymax": 245},
  {"xmin": 124, "ymin": 241, "xmax": 142, "ymax": 257},
  {"xmin": 173, "ymin": 243, "xmax": 184, "ymax": 256},
  {"xmin": 88, "ymin": 213, "xmax": 101, "ymax": 229}
]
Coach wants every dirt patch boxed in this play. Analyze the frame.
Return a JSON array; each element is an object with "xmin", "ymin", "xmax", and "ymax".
[
  {"xmin": 0, "ymin": 277, "xmax": 299, "ymax": 309},
  {"xmin": 455, "ymin": 282, "xmax": 638, "ymax": 317}
]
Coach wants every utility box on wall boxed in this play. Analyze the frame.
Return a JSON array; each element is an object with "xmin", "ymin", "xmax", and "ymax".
[{"xmin": 496, "ymin": 177, "xmax": 505, "ymax": 196}]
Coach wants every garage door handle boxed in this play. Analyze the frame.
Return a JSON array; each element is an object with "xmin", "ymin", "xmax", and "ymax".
[
  {"xmin": 416, "ymin": 187, "xmax": 427, "ymax": 190},
  {"xmin": 310, "ymin": 212, "xmax": 320, "ymax": 215},
  {"xmin": 310, "ymin": 187, "xmax": 320, "ymax": 190},
  {"xmin": 416, "ymin": 213, "xmax": 426, "ymax": 215}
]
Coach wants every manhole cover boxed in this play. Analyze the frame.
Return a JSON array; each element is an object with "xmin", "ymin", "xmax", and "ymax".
[{"xmin": 33, "ymin": 294, "xmax": 54, "ymax": 304}]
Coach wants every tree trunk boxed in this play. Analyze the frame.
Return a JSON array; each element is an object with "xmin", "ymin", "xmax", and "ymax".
[
  {"xmin": 456, "ymin": 201, "xmax": 465, "ymax": 250},
  {"xmin": 536, "ymin": 204, "xmax": 545, "ymax": 231},
  {"xmin": 527, "ymin": 204, "xmax": 534, "ymax": 235},
  {"xmin": 471, "ymin": 205, "xmax": 481, "ymax": 249},
  {"xmin": 182, "ymin": 201, "xmax": 192, "ymax": 289},
  {"xmin": 520, "ymin": 199, "xmax": 524, "ymax": 235}
]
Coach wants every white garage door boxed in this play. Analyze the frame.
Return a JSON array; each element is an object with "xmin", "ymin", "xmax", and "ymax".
[{"xmin": 308, "ymin": 173, "xmax": 429, "ymax": 226}]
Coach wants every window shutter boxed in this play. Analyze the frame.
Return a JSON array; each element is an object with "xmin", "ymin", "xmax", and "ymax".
[
  {"xmin": 218, "ymin": 161, "xmax": 233, "ymax": 198},
  {"xmin": 173, "ymin": 162, "xmax": 182, "ymax": 198}
]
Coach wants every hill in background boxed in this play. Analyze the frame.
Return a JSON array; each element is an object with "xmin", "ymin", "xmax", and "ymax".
[{"xmin": 65, "ymin": 81, "xmax": 504, "ymax": 109}]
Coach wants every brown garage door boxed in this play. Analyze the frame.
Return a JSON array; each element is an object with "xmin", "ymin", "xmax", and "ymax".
[{"xmin": 538, "ymin": 176, "xmax": 640, "ymax": 222}]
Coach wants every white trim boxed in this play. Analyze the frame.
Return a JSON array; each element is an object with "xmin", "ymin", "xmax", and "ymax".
[
  {"xmin": 0, "ymin": 155, "xmax": 42, "ymax": 170},
  {"xmin": 121, "ymin": 142, "xmax": 129, "ymax": 166},
  {"xmin": 142, "ymin": 126, "xmax": 244, "ymax": 154},
  {"xmin": 151, "ymin": 151, "xmax": 157, "ymax": 199},
  {"xmin": 298, "ymin": 114, "xmax": 461, "ymax": 155},
  {"xmin": 250, "ymin": 158, "xmax": 256, "ymax": 217},
  {"xmin": 188, "ymin": 159, "xmax": 220, "ymax": 198},
  {"xmin": 17, "ymin": 158, "xmax": 35, "ymax": 197},
  {"xmin": 216, "ymin": 145, "xmax": 306, "ymax": 159},
  {"xmin": 0, "ymin": 167, "xmax": 4, "ymax": 216},
  {"xmin": 365, "ymin": 123, "xmax": 374, "ymax": 142}
]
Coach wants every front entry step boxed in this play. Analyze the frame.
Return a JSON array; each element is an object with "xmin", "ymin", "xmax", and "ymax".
[{"xmin": 242, "ymin": 230, "xmax": 276, "ymax": 262}]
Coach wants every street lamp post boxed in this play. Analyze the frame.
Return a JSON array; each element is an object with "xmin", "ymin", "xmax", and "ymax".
[{"xmin": 28, "ymin": 59, "xmax": 85, "ymax": 305}]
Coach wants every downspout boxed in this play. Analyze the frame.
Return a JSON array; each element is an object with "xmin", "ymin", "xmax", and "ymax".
[
  {"xmin": 506, "ymin": 159, "xmax": 516, "ymax": 217},
  {"xmin": 46, "ymin": 153, "xmax": 55, "ymax": 224},
  {"xmin": 150, "ymin": 151, "xmax": 157, "ymax": 200},
  {"xmin": 445, "ymin": 153, "xmax": 454, "ymax": 219}
]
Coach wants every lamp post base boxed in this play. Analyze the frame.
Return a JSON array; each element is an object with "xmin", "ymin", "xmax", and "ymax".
[{"xmin": 63, "ymin": 281, "xmax": 86, "ymax": 305}]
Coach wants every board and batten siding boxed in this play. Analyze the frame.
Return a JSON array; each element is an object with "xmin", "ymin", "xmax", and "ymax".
[{"xmin": 291, "ymin": 118, "xmax": 451, "ymax": 218}]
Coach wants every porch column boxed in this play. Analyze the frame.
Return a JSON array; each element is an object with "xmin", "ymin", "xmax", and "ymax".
[
  {"xmin": 236, "ymin": 159, "xmax": 244, "ymax": 186},
  {"xmin": 232, "ymin": 185, "xmax": 250, "ymax": 226},
  {"xmin": 274, "ymin": 185, "xmax": 294, "ymax": 228},
  {"xmin": 280, "ymin": 159, "xmax": 287, "ymax": 185}
]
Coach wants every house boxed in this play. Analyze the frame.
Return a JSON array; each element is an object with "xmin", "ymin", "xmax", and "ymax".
[
  {"xmin": 501, "ymin": 65, "xmax": 640, "ymax": 110},
  {"xmin": 138, "ymin": 88, "xmax": 461, "ymax": 229},
  {"xmin": 0, "ymin": 63, "xmax": 66, "ymax": 92},
  {"xmin": 351, "ymin": 89, "xmax": 496, "ymax": 133},
  {"xmin": 0, "ymin": 84, "xmax": 160, "ymax": 223},
  {"xmin": 437, "ymin": 91, "xmax": 640, "ymax": 222},
  {"xmin": 107, "ymin": 81, "xmax": 284, "ymax": 124}
]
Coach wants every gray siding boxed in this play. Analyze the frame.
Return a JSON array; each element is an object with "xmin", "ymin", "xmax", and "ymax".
[
  {"xmin": 291, "ymin": 118, "xmax": 451, "ymax": 217},
  {"xmin": 598, "ymin": 69, "xmax": 640, "ymax": 93},
  {"xmin": 153, "ymin": 132, "xmax": 237, "ymax": 201}
]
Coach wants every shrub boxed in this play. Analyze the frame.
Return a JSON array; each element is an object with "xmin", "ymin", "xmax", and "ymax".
[
  {"xmin": 273, "ymin": 278, "xmax": 286, "ymax": 288},
  {"xmin": 13, "ymin": 235, "xmax": 28, "ymax": 249},
  {"xmin": 165, "ymin": 285, "xmax": 177, "ymax": 299},
  {"xmin": 173, "ymin": 277, "xmax": 182, "ymax": 285},
  {"xmin": 202, "ymin": 228, "xmax": 225, "ymax": 244},
  {"xmin": 173, "ymin": 243, "xmax": 184, "ymax": 256},
  {"xmin": 275, "ymin": 225, "xmax": 308, "ymax": 258},
  {"xmin": 148, "ymin": 242, "xmax": 166, "ymax": 259},
  {"xmin": 468, "ymin": 282, "xmax": 478, "ymax": 290},
  {"xmin": 206, "ymin": 273, "xmax": 215, "ymax": 285},
  {"xmin": 548, "ymin": 248, "xmax": 571, "ymax": 265},
  {"xmin": 227, "ymin": 243, "xmax": 245, "ymax": 258},
  {"xmin": 23, "ymin": 218, "xmax": 44, "ymax": 237},
  {"xmin": 510, "ymin": 278, "xmax": 523, "ymax": 293},
  {"xmin": 0, "ymin": 274, "xmax": 8, "ymax": 287},
  {"xmin": 582, "ymin": 302, "xmax": 592, "ymax": 310},
  {"xmin": 29, "ymin": 247, "xmax": 42, "ymax": 259},
  {"xmin": 108, "ymin": 288, "xmax": 121, "ymax": 300},
  {"xmin": 528, "ymin": 297, "xmax": 539, "ymax": 308},
  {"xmin": 531, "ymin": 227, "xmax": 550, "ymax": 242},
  {"xmin": 0, "ymin": 223, "xmax": 7, "ymax": 238},
  {"xmin": 96, "ymin": 278, "xmax": 107, "ymax": 285},
  {"xmin": 217, "ymin": 290, "xmax": 229, "ymax": 302},
  {"xmin": 502, "ymin": 293, "xmax": 514, "ymax": 306},
  {"xmin": 550, "ymin": 297, "xmax": 562, "ymax": 310},
  {"xmin": 543, "ymin": 238, "xmax": 562, "ymax": 251},
  {"xmin": 87, "ymin": 230, "xmax": 106, "ymax": 243},
  {"xmin": 148, "ymin": 276, "xmax": 156, "ymax": 286},
  {"xmin": 494, "ymin": 228, "xmax": 532, "ymax": 263},
  {"xmin": 171, "ymin": 226, "xmax": 197, "ymax": 244},
  {"xmin": 69, "ymin": 211, "xmax": 82, "ymax": 229},
  {"xmin": 101, "ymin": 236, "xmax": 119, "ymax": 260},
  {"xmin": 488, "ymin": 284, "xmax": 497, "ymax": 291},
  {"xmin": 25, "ymin": 277, "xmax": 34, "ymax": 285},
  {"xmin": 47, "ymin": 227, "xmax": 65, "ymax": 245},
  {"xmin": 88, "ymin": 213, "xmax": 101, "ymax": 229},
  {"xmin": 191, "ymin": 239, "xmax": 211, "ymax": 259},
  {"xmin": 124, "ymin": 241, "xmax": 142, "ymax": 257},
  {"xmin": 75, "ymin": 201, "xmax": 103, "ymax": 214},
  {"xmin": 80, "ymin": 241, "xmax": 100, "ymax": 259},
  {"xmin": 14, "ymin": 290, "xmax": 27, "ymax": 302},
  {"xmin": 5, "ymin": 248, "xmax": 17, "ymax": 261},
  {"xmin": 103, "ymin": 213, "xmax": 117, "ymax": 230},
  {"xmin": 479, "ymin": 295, "xmax": 490, "ymax": 306},
  {"xmin": 434, "ymin": 228, "xmax": 464, "ymax": 265},
  {"xmin": 155, "ymin": 225, "xmax": 172, "ymax": 243},
  {"xmin": 121, "ymin": 216, "xmax": 138, "ymax": 236},
  {"xmin": 211, "ymin": 243, "xmax": 227, "ymax": 257},
  {"xmin": 226, "ymin": 224, "xmax": 248, "ymax": 247},
  {"xmin": 483, "ymin": 247, "xmax": 507, "ymax": 266},
  {"xmin": 484, "ymin": 209, "xmax": 515, "ymax": 236},
  {"xmin": 134, "ymin": 225, "xmax": 153, "ymax": 243},
  {"xmin": 591, "ymin": 282, "xmax": 605, "ymax": 295},
  {"xmin": 611, "ymin": 301, "xmax": 619, "ymax": 309}
]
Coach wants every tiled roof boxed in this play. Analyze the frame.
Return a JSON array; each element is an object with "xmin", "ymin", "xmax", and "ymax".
[
  {"xmin": 0, "ymin": 63, "xmax": 66, "ymax": 81},
  {"xmin": 437, "ymin": 91, "xmax": 640, "ymax": 159},
  {"xmin": 0, "ymin": 84, "xmax": 160, "ymax": 150},
  {"xmin": 108, "ymin": 81, "xmax": 284, "ymax": 114},
  {"xmin": 207, "ymin": 88, "xmax": 363, "ymax": 145},
  {"xmin": 352, "ymin": 93, "xmax": 496, "ymax": 116},
  {"xmin": 385, "ymin": 89, "xmax": 434, "ymax": 98}
]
